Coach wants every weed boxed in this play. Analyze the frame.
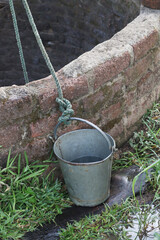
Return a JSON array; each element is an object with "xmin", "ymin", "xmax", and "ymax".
[
  {"xmin": 60, "ymin": 199, "xmax": 135, "ymax": 240},
  {"xmin": 0, "ymin": 151, "xmax": 71, "ymax": 240}
]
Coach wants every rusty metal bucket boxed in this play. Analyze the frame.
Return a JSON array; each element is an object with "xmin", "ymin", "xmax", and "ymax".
[{"xmin": 53, "ymin": 117, "xmax": 116, "ymax": 207}]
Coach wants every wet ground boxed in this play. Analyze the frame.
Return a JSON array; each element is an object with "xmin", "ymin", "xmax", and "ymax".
[
  {"xmin": 124, "ymin": 206, "xmax": 160, "ymax": 240},
  {"xmin": 24, "ymin": 165, "xmax": 153, "ymax": 240}
]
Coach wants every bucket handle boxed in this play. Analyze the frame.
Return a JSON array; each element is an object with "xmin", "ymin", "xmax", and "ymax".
[{"xmin": 54, "ymin": 117, "xmax": 112, "ymax": 150}]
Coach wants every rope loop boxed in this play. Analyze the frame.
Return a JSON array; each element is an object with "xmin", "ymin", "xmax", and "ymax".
[{"xmin": 56, "ymin": 98, "xmax": 74, "ymax": 124}]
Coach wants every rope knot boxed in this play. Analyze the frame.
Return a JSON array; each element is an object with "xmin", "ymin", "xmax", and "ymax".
[{"xmin": 56, "ymin": 97, "xmax": 74, "ymax": 124}]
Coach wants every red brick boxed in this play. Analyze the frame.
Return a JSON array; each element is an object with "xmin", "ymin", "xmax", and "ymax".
[
  {"xmin": 124, "ymin": 93, "xmax": 155, "ymax": 129},
  {"xmin": 30, "ymin": 113, "xmax": 60, "ymax": 138},
  {"xmin": 25, "ymin": 138, "xmax": 52, "ymax": 161},
  {"xmin": 137, "ymin": 72, "xmax": 154, "ymax": 97},
  {"xmin": 133, "ymin": 30, "xmax": 159, "ymax": 61},
  {"xmin": 38, "ymin": 87, "xmax": 58, "ymax": 114},
  {"xmin": 94, "ymin": 52, "xmax": 130, "ymax": 89},
  {"xmin": 27, "ymin": 76, "xmax": 58, "ymax": 114},
  {"xmin": 59, "ymin": 72, "xmax": 89, "ymax": 101},
  {"xmin": 0, "ymin": 125, "xmax": 22, "ymax": 148},
  {"xmin": 75, "ymin": 77, "xmax": 124, "ymax": 118},
  {"xmin": 108, "ymin": 119, "xmax": 124, "ymax": 143},
  {"xmin": 124, "ymin": 53, "xmax": 153, "ymax": 88},
  {"xmin": 124, "ymin": 108, "xmax": 141, "ymax": 130},
  {"xmin": 112, "ymin": 79, "xmax": 123, "ymax": 94},
  {"xmin": 72, "ymin": 91, "xmax": 105, "ymax": 119},
  {"xmin": 101, "ymin": 102, "xmax": 122, "ymax": 121},
  {"xmin": 124, "ymin": 88, "xmax": 137, "ymax": 107},
  {"xmin": 110, "ymin": 77, "xmax": 124, "ymax": 105},
  {"xmin": 154, "ymin": 46, "xmax": 160, "ymax": 65},
  {"xmin": 83, "ymin": 91, "xmax": 107, "ymax": 116}
]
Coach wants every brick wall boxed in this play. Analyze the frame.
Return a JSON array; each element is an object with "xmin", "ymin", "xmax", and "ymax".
[{"xmin": 0, "ymin": 6, "xmax": 160, "ymax": 165}]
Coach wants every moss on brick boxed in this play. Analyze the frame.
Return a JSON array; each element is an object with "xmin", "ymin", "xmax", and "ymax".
[{"xmin": 103, "ymin": 117, "xmax": 122, "ymax": 132}]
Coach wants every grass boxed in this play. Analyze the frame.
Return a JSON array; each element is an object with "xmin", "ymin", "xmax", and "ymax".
[
  {"xmin": 0, "ymin": 151, "xmax": 71, "ymax": 240},
  {"xmin": 60, "ymin": 199, "xmax": 135, "ymax": 240},
  {"xmin": 59, "ymin": 102, "xmax": 160, "ymax": 240},
  {"xmin": 60, "ymin": 200, "xmax": 160, "ymax": 240}
]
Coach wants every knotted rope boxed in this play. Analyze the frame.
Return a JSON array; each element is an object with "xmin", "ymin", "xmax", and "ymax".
[
  {"xmin": 9, "ymin": 0, "xmax": 74, "ymax": 123},
  {"xmin": 56, "ymin": 98, "xmax": 74, "ymax": 123}
]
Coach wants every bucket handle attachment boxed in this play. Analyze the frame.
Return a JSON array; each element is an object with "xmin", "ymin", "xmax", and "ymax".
[{"xmin": 54, "ymin": 117, "xmax": 112, "ymax": 150}]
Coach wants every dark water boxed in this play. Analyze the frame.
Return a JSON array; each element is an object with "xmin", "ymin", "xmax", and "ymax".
[{"xmin": 71, "ymin": 156, "xmax": 102, "ymax": 163}]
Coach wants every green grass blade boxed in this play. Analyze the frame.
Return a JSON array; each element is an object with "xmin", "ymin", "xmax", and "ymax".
[
  {"xmin": 17, "ymin": 169, "xmax": 45, "ymax": 182},
  {"xmin": 24, "ymin": 151, "xmax": 29, "ymax": 166},
  {"xmin": 132, "ymin": 158, "xmax": 160, "ymax": 198},
  {"xmin": 6, "ymin": 149, "xmax": 11, "ymax": 168},
  {"xmin": 18, "ymin": 154, "xmax": 21, "ymax": 176}
]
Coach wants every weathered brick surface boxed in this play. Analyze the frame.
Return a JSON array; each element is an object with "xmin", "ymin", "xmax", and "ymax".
[
  {"xmin": 0, "ymin": 86, "xmax": 33, "ymax": 126},
  {"xmin": 94, "ymin": 52, "xmax": 131, "ymax": 89},
  {"xmin": 124, "ymin": 92, "xmax": 156, "ymax": 129},
  {"xmin": 101, "ymin": 102, "xmax": 122, "ymax": 123},
  {"xmin": 27, "ymin": 76, "xmax": 58, "ymax": 114},
  {"xmin": 124, "ymin": 53, "xmax": 154, "ymax": 89},
  {"xmin": 25, "ymin": 138, "xmax": 52, "ymax": 161},
  {"xmin": 137, "ymin": 72, "xmax": 154, "ymax": 97},
  {"xmin": 30, "ymin": 113, "xmax": 60, "ymax": 138},
  {"xmin": 108, "ymin": 120, "xmax": 125, "ymax": 146},
  {"xmin": 78, "ymin": 90, "xmax": 108, "ymax": 118},
  {"xmin": 0, "ymin": 125, "xmax": 22, "ymax": 148},
  {"xmin": 154, "ymin": 47, "xmax": 160, "ymax": 65},
  {"xmin": 59, "ymin": 73, "xmax": 89, "ymax": 101},
  {"xmin": 133, "ymin": 30, "xmax": 159, "ymax": 61},
  {"xmin": 77, "ymin": 75, "xmax": 125, "ymax": 119},
  {"xmin": 0, "ymin": 7, "xmax": 160, "ymax": 166},
  {"xmin": 124, "ymin": 88, "xmax": 137, "ymax": 107}
]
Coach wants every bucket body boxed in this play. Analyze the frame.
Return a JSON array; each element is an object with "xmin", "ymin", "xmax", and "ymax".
[{"xmin": 54, "ymin": 128, "xmax": 115, "ymax": 207}]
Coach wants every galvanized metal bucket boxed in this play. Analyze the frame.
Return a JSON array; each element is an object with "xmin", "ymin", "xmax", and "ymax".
[{"xmin": 53, "ymin": 117, "xmax": 116, "ymax": 207}]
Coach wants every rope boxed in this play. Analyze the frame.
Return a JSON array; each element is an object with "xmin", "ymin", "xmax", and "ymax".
[
  {"xmin": 9, "ymin": 0, "xmax": 29, "ymax": 84},
  {"xmin": 21, "ymin": 0, "xmax": 74, "ymax": 123},
  {"xmin": 56, "ymin": 98, "xmax": 74, "ymax": 123}
]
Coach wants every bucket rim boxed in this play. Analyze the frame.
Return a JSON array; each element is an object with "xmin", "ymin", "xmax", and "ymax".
[{"xmin": 53, "ymin": 129, "xmax": 115, "ymax": 166}]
